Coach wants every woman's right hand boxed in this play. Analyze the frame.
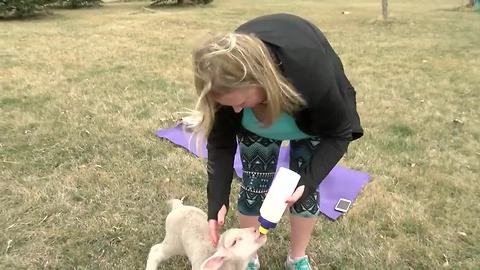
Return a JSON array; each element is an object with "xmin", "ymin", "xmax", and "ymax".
[{"xmin": 208, "ymin": 205, "xmax": 227, "ymax": 247}]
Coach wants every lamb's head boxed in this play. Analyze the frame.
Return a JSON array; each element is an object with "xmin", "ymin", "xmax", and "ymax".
[
  {"xmin": 218, "ymin": 227, "xmax": 267, "ymax": 260},
  {"xmin": 200, "ymin": 227, "xmax": 266, "ymax": 270}
]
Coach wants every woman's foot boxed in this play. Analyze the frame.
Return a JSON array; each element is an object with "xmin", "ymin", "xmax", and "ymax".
[
  {"xmin": 285, "ymin": 255, "xmax": 312, "ymax": 270},
  {"xmin": 246, "ymin": 256, "xmax": 260, "ymax": 270}
]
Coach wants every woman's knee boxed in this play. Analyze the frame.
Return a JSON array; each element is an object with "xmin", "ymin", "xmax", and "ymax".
[{"xmin": 289, "ymin": 190, "xmax": 320, "ymax": 218}]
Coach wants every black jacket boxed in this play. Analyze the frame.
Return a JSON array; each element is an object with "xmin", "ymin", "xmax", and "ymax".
[{"xmin": 206, "ymin": 13, "xmax": 363, "ymax": 220}]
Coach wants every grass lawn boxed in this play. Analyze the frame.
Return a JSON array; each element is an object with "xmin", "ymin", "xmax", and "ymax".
[{"xmin": 1, "ymin": 0, "xmax": 479, "ymax": 269}]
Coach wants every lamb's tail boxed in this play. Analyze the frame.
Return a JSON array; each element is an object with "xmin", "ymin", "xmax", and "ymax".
[{"xmin": 166, "ymin": 196, "xmax": 186, "ymax": 211}]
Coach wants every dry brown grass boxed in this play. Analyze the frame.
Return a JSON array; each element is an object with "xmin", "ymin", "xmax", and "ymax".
[{"xmin": 1, "ymin": 0, "xmax": 479, "ymax": 269}]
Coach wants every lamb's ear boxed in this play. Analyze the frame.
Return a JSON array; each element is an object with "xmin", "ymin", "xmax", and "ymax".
[{"xmin": 200, "ymin": 251, "xmax": 226, "ymax": 270}]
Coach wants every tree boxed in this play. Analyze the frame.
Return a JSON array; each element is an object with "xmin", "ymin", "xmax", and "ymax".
[
  {"xmin": 151, "ymin": 0, "xmax": 213, "ymax": 7},
  {"xmin": 382, "ymin": 0, "xmax": 388, "ymax": 20},
  {"xmin": 44, "ymin": 0, "xmax": 102, "ymax": 8},
  {"xmin": 0, "ymin": 0, "xmax": 45, "ymax": 19}
]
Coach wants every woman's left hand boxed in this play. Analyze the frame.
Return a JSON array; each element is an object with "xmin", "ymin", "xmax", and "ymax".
[{"xmin": 285, "ymin": 185, "xmax": 305, "ymax": 208}]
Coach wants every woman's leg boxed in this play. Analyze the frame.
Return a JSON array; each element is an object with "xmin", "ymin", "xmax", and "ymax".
[
  {"xmin": 288, "ymin": 215, "xmax": 318, "ymax": 258},
  {"xmin": 237, "ymin": 129, "xmax": 281, "ymax": 228},
  {"xmin": 288, "ymin": 138, "xmax": 322, "ymax": 258}
]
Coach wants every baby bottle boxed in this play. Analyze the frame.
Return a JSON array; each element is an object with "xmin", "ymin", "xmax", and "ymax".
[{"xmin": 258, "ymin": 167, "xmax": 301, "ymax": 234}]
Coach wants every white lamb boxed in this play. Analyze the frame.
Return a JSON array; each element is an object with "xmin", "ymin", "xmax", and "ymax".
[{"xmin": 146, "ymin": 199, "xmax": 267, "ymax": 270}]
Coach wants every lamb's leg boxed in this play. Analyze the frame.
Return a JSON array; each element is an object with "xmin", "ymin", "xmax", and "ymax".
[
  {"xmin": 191, "ymin": 260, "xmax": 202, "ymax": 270},
  {"xmin": 146, "ymin": 211, "xmax": 185, "ymax": 270},
  {"xmin": 145, "ymin": 242, "xmax": 177, "ymax": 270},
  {"xmin": 191, "ymin": 253, "xmax": 208, "ymax": 270}
]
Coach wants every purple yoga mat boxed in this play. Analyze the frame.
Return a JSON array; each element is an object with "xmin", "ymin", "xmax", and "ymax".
[{"xmin": 155, "ymin": 124, "xmax": 370, "ymax": 220}]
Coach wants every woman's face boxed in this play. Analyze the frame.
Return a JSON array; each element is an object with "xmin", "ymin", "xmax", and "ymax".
[{"xmin": 212, "ymin": 86, "xmax": 266, "ymax": 113}]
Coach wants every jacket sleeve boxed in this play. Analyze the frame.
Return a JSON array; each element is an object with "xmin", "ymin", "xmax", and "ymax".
[
  {"xmin": 280, "ymin": 41, "xmax": 354, "ymax": 194},
  {"xmin": 206, "ymin": 106, "xmax": 240, "ymax": 220},
  {"xmin": 296, "ymin": 139, "xmax": 349, "ymax": 197}
]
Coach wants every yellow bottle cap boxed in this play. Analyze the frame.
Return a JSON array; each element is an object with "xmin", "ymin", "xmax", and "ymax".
[{"xmin": 259, "ymin": 225, "xmax": 269, "ymax": 235}]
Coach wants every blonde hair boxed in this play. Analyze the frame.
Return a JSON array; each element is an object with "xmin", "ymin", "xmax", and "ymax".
[{"xmin": 187, "ymin": 32, "xmax": 305, "ymax": 138}]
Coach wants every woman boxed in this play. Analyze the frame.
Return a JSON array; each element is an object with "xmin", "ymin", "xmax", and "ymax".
[{"xmin": 190, "ymin": 13, "xmax": 363, "ymax": 270}]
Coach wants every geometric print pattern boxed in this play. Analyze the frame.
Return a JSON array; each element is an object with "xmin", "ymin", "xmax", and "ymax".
[
  {"xmin": 237, "ymin": 130, "xmax": 280, "ymax": 215},
  {"xmin": 236, "ymin": 128, "xmax": 321, "ymax": 217},
  {"xmin": 289, "ymin": 139, "xmax": 322, "ymax": 217}
]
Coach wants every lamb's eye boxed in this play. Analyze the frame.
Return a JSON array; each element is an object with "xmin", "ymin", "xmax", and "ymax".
[{"xmin": 231, "ymin": 237, "xmax": 242, "ymax": 247}]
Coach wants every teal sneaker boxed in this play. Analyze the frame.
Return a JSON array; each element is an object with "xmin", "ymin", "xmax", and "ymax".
[
  {"xmin": 246, "ymin": 257, "xmax": 260, "ymax": 270},
  {"xmin": 285, "ymin": 255, "xmax": 312, "ymax": 270}
]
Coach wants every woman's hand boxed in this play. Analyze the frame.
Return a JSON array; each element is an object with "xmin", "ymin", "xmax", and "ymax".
[
  {"xmin": 285, "ymin": 185, "xmax": 305, "ymax": 208},
  {"xmin": 208, "ymin": 205, "xmax": 227, "ymax": 247}
]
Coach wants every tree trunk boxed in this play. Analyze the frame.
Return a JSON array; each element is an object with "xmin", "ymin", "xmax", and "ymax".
[
  {"xmin": 382, "ymin": 0, "xmax": 388, "ymax": 20},
  {"xmin": 467, "ymin": 0, "xmax": 474, "ymax": 7}
]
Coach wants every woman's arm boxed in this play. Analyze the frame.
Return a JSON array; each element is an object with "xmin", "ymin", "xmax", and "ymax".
[
  {"xmin": 296, "ymin": 138, "xmax": 349, "ymax": 199},
  {"xmin": 206, "ymin": 106, "xmax": 240, "ymax": 220}
]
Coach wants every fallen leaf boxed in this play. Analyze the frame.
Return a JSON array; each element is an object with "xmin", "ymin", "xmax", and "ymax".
[
  {"xmin": 442, "ymin": 254, "xmax": 449, "ymax": 267},
  {"xmin": 452, "ymin": 119, "xmax": 464, "ymax": 124}
]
